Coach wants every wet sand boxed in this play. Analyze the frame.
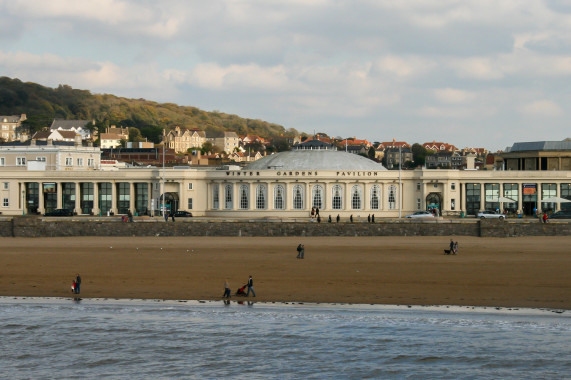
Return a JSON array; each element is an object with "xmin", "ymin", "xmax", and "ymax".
[{"xmin": 0, "ymin": 236, "xmax": 569, "ymax": 309}]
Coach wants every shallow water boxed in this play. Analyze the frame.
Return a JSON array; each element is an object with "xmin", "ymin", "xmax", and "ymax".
[{"xmin": 0, "ymin": 298, "xmax": 569, "ymax": 379}]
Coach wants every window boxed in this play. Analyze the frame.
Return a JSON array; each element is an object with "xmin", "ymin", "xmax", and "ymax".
[
  {"xmin": 388, "ymin": 185, "xmax": 397, "ymax": 210},
  {"xmin": 188, "ymin": 183, "xmax": 193, "ymax": 190},
  {"xmin": 541, "ymin": 183, "xmax": 557, "ymax": 212},
  {"xmin": 561, "ymin": 184, "xmax": 571, "ymax": 212},
  {"xmin": 332, "ymin": 185, "xmax": 343, "ymax": 209},
  {"xmin": 417, "ymin": 198, "xmax": 421, "ymax": 209},
  {"xmin": 416, "ymin": 182, "xmax": 421, "ymax": 191},
  {"xmin": 224, "ymin": 184, "xmax": 233, "ymax": 209},
  {"xmin": 17, "ymin": 157, "xmax": 26, "ymax": 166},
  {"xmin": 351, "ymin": 185, "xmax": 362, "ymax": 209},
  {"xmin": 88, "ymin": 158, "xmax": 94, "ymax": 167},
  {"xmin": 0, "ymin": 157, "xmax": 4, "ymax": 166},
  {"xmin": 77, "ymin": 158, "xmax": 83, "ymax": 166},
  {"xmin": 293, "ymin": 184, "xmax": 304, "ymax": 209},
  {"xmin": 65, "ymin": 157, "xmax": 73, "ymax": 166},
  {"xmin": 188, "ymin": 198, "xmax": 193, "ymax": 209},
  {"xmin": 36, "ymin": 157, "xmax": 46, "ymax": 162},
  {"xmin": 239, "ymin": 184, "xmax": 249, "ymax": 209},
  {"xmin": 466, "ymin": 183, "xmax": 481, "ymax": 216},
  {"xmin": 2, "ymin": 198, "xmax": 8, "ymax": 207},
  {"xmin": 484, "ymin": 183, "xmax": 500, "ymax": 211},
  {"xmin": 256, "ymin": 184, "xmax": 266, "ymax": 209},
  {"xmin": 451, "ymin": 183, "xmax": 456, "ymax": 191},
  {"xmin": 3, "ymin": 182, "xmax": 8, "ymax": 190},
  {"xmin": 274, "ymin": 184, "xmax": 285, "ymax": 209},
  {"xmin": 312, "ymin": 185, "xmax": 323, "ymax": 209},
  {"xmin": 370, "ymin": 185, "xmax": 380, "ymax": 210},
  {"xmin": 503, "ymin": 183, "xmax": 518, "ymax": 213},
  {"xmin": 212, "ymin": 184, "xmax": 220, "ymax": 209}
]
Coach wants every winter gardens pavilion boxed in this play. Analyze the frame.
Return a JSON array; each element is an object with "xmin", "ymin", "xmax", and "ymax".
[{"xmin": 0, "ymin": 139, "xmax": 570, "ymax": 218}]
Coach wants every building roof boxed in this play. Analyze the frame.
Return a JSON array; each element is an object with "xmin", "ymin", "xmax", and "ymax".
[
  {"xmin": 50, "ymin": 119, "xmax": 92, "ymax": 130},
  {"xmin": 100, "ymin": 133, "xmax": 123, "ymax": 140},
  {"xmin": 294, "ymin": 139, "xmax": 334, "ymax": 150},
  {"xmin": 1, "ymin": 115, "xmax": 25, "ymax": 123},
  {"xmin": 505, "ymin": 140, "xmax": 571, "ymax": 152},
  {"xmin": 245, "ymin": 149, "xmax": 386, "ymax": 171}
]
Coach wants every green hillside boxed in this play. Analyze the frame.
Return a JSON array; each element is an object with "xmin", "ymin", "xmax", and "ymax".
[{"xmin": 0, "ymin": 77, "xmax": 298, "ymax": 143}]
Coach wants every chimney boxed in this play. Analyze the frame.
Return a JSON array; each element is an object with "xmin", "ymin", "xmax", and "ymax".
[
  {"xmin": 47, "ymin": 139, "xmax": 53, "ymax": 146},
  {"xmin": 74, "ymin": 134, "xmax": 82, "ymax": 147},
  {"xmin": 30, "ymin": 138, "xmax": 36, "ymax": 146}
]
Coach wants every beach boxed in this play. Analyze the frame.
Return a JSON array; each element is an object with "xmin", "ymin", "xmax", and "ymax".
[{"xmin": 0, "ymin": 236, "xmax": 569, "ymax": 309}]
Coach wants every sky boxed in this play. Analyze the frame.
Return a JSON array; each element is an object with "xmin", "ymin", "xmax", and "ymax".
[{"xmin": 1, "ymin": 0, "xmax": 570, "ymax": 151}]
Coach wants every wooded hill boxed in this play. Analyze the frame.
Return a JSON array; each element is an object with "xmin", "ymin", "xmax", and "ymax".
[{"xmin": 0, "ymin": 77, "xmax": 298, "ymax": 143}]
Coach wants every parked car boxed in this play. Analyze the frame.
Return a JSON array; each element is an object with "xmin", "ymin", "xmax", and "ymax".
[
  {"xmin": 174, "ymin": 211, "xmax": 193, "ymax": 218},
  {"xmin": 44, "ymin": 209, "xmax": 73, "ymax": 217},
  {"xmin": 549, "ymin": 211, "xmax": 571, "ymax": 219},
  {"xmin": 477, "ymin": 210, "xmax": 505, "ymax": 220},
  {"xmin": 405, "ymin": 211, "xmax": 434, "ymax": 218}
]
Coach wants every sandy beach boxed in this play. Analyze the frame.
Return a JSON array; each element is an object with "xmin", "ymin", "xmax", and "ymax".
[{"xmin": 0, "ymin": 236, "xmax": 569, "ymax": 309}]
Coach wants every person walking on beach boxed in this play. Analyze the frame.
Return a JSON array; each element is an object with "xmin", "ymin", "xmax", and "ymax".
[
  {"xmin": 223, "ymin": 279, "xmax": 231, "ymax": 298},
  {"xmin": 297, "ymin": 243, "xmax": 303, "ymax": 258},
  {"xmin": 246, "ymin": 275, "xmax": 256, "ymax": 297},
  {"xmin": 75, "ymin": 273, "xmax": 81, "ymax": 294}
]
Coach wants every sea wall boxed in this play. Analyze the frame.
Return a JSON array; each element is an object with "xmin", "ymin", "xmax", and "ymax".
[{"xmin": 1, "ymin": 216, "xmax": 569, "ymax": 238}]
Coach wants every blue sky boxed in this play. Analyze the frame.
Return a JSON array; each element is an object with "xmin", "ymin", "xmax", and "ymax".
[{"xmin": 1, "ymin": 0, "xmax": 570, "ymax": 151}]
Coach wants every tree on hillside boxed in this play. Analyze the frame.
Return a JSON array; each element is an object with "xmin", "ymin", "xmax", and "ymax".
[
  {"xmin": 129, "ymin": 127, "xmax": 145, "ymax": 143},
  {"xmin": 412, "ymin": 143, "xmax": 431, "ymax": 167},
  {"xmin": 367, "ymin": 146, "xmax": 376, "ymax": 161},
  {"xmin": 201, "ymin": 141, "xmax": 213, "ymax": 154}
]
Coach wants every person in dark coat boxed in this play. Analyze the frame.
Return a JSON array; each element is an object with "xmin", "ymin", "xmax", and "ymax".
[
  {"xmin": 75, "ymin": 273, "xmax": 81, "ymax": 294},
  {"xmin": 246, "ymin": 275, "xmax": 256, "ymax": 297},
  {"xmin": 336, "ymin": 214, "xmax": 340, "ymax": 223},
  {"xmin": 350, "ymin": 215, "xmax": 353, "ymax": 223},
  {"xmin": 371, "ymin": 214, "xmax": 375, "ymax": 223}
]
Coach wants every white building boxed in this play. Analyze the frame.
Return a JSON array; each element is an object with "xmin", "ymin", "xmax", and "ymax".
[{"xmin": 0, "ymin": 139, "xmax": 569, "ymax": 217}]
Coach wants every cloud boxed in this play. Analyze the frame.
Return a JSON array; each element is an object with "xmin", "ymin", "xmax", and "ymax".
[
  {"xmin": 433, "ymin": 88, "xmax": 476, "ymax": 104},
  {"xmin": 519, "ymin": 100, "xmax": 563, "ymax": 117}
]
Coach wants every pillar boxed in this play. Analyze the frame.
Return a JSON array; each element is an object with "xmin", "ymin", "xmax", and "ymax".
[
  {"xmin": 93, "ymin": 182, "xmax": 99, "ymax": 215},
  {"xmin": 56, "ymin": 182, "xmax": 63, "ymax": 209},
  {"xmin": 75, "ymin": 182, "xmax": 81, "ymax": 214},
  {"xmin": 111, "ymin": 182, "xmax": 117, "ymax": 214}
]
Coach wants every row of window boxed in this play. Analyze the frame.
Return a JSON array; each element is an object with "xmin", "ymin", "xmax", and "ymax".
[
  {"xmin": 0, "ymin": 157, "xmax": 95, "ymax": 167},
  {"xmin": 211, "ymin": 184, "xmax": 398, "ymax": 210}
]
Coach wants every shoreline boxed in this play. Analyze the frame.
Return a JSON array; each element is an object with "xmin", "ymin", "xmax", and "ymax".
[
  {"xmin": 2, "ymin": 296, "xmax": 568, "ymax": 316},
  {"xmin": 1, "ymin": 236, "xmax": 570, "ymax": 310}
]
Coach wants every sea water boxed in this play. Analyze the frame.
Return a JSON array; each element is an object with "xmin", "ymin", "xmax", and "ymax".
[{"xmin": 0, "ymin": 298, "xmax": 569, "ymax": 379}]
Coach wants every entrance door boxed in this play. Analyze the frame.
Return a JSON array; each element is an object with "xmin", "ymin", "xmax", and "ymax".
[
  {"xmin": 426, "ymin": 193, "xmax": 442, "ymax": 214},
  {"xmin": 160, "ymin": 192, "xmax": 180, "ymax": 215}
]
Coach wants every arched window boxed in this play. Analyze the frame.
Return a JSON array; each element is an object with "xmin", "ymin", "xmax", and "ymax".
[
  {"xmin": 224, "ymin": 184, "xmax": 233, "ymax": 209},
  {"xmin": 256, "ymin": 184, "xmax": 266, "ymax": 209},
  {"xmin": 388, "ymin": 185, "xmax": 397, "ymax": 210},
  {"xmin": 274, "ymin": 184, "xmax": 285, "ymax": 210},
  {"xmin": 212, "ymin": 184, "xmax": 219, "ymax": 209},
  {"xmin": 312, "ymin": 185, "xmax": 323, "ymax": 209},
  {"xmin": 351, "ymin": 185, "xmax": 362, "ymax": 209},
  {"xmin": 370, "ymin": 185, "xmax": 381, "ymax": 210},
  {"xmin": 293, "ymin": 184, "xmax": 304, "ymax": 209},
  {"xmin": 239, "ymin": 184, "xmax": 249, "ymax": 210},
  {"xmin": 332, "ymin": 184, "xmax": 343, "ymax": 210}
]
